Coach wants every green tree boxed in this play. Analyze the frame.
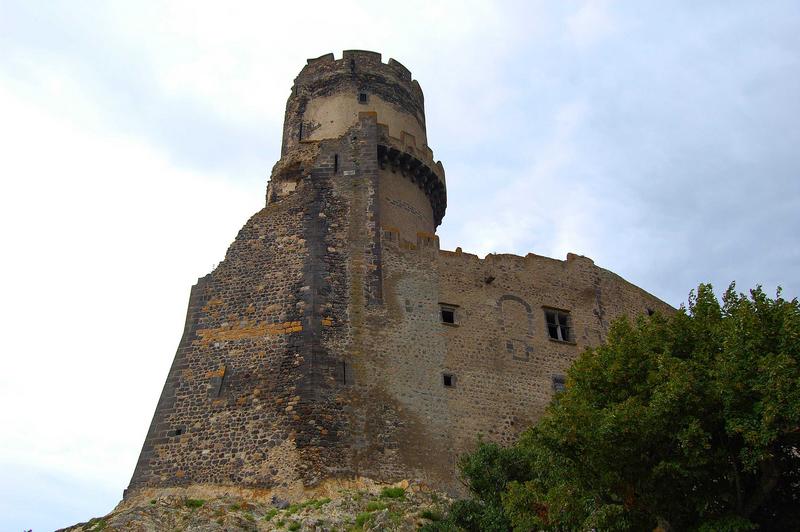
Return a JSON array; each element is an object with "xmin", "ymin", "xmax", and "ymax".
[{"xmin": 445, "ymin": 284, "xmax": 800, "ymax": 531}]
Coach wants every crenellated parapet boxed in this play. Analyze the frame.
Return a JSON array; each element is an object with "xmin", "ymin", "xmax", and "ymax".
[
  {"xmin": 282, "ymin": 51, "xmax": 430, "ymax": 158},
  {"xmin": 294, "ymin": 50, "xmax": 425, "ymax": 119}
]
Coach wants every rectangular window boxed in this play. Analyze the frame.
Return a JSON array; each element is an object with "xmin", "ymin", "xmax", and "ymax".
[
  {"xmin": 358, "ymin": 92, "xmax": 368, "ymax": 103},
  {"xmin": 442, "ymin": 373, "xmax": 455, "ymax": 387},
  {"xmin": 440, "ymin": 304, "xmax": 458, "ymax": 325},
  {"xmin": 552, "ymin": 375, "xmax": 566, "ymax": 393},
  {"xmin": 545, "ymin": 309, "xmax": 571, "ymax": 342}
]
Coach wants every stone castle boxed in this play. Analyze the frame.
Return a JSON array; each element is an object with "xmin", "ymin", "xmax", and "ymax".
[{"xmin": 125, "ymin": 51, "xmax": 670, "ymax": 500}]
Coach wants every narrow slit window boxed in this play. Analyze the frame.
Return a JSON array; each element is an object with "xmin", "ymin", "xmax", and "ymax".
[
  {"xmin": 216, "ymin": 371, "xmax": 226, "ymax": 397},
  {"xmin": 298, "ymin": 122, "xmax": 303, "ymax": 140},
  {"xmin": 334, "ymin": 154, "xmax": 339, "ymax": 173}
]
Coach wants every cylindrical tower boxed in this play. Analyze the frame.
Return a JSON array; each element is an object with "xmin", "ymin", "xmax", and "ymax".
[
  {"xmin": 278, "ymin": 50, "xmax": 446, "ymax": 242},
  {"xmin": 127, "ymin": 51, "xmax": 451, "ymax": 501}
]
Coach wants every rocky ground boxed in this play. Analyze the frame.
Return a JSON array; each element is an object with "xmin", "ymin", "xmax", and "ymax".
[{"xmin": 59, "ymin": 481, "xmax": 452, "ymax": 531}]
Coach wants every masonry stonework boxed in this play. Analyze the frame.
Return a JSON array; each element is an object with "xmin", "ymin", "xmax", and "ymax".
[{"xmin": 126, "ymin": 51, "xmax": 671, "ymax": 499}]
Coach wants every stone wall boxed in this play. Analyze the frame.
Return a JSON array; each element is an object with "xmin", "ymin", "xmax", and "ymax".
[
  {"xmin": 126, "ymin": 51, "xmax": 672, "ymax": 500},
  {"xmin": 345, "ymin": 232, "xmax": 672, "ymax": 491}
]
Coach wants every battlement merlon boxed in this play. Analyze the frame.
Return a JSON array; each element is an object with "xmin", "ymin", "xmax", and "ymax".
[
  {"xmin": 282, "ymin": 50, "xmax": 429, "ymax": 157},
  {"xmin": 297, "ymin": 51, "xmax": 423, "ymax": 106}
]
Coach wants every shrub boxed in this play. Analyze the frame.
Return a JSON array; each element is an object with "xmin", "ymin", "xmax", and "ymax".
[
  {"xmin": 379, "ymin": 487, "xmax": 405, "ymax": 499},
  {"xmin": 184, "ymin": 499, "xmax": 204, "ymax": 509}
]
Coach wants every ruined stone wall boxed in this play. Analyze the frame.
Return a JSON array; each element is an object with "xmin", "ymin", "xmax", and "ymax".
[
  {"xmin": 127, "ymin": 50, "xmax": 672, "ymax": 500},
  {"xmin": 127, "ymin": 190, "xmax": 311, "ymax": 493},
  {"xmin": 353, "ymin": 236, "xmax": 673, "ymax": 491}
]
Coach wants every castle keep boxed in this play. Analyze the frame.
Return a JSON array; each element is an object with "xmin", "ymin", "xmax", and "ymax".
[{"xmin": 126, "ymin": 51, "xmax": 670, "ymax": 499}]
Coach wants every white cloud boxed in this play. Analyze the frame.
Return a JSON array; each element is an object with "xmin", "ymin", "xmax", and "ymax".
[
  {"xmin": 440, "ymin": 100, "xmax": 589, "ymax": 258},
  {"xmin": 0, "ymin": 72, "xmax": 263, "ymax": 526},
  {"xmin": 1, "ymin": 2, "xmax": 799, "ymax": 529},
  {"xmin": 566, "ymin": 0, "xmax": 618, "ymax": 47}
]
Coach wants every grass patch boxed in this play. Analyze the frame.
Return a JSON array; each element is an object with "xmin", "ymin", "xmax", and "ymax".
[
  {"xmin": 286, "ymin": 497, "xmax": 333, "ymax": 515},
  {"xmin": 355, "ymin": 512, "xmax": 372, "ymax": 528},
  {"xmin": 82, "ymin": 518, "xmax": 107, "ymax": 531},
  {"xmin": 420, "ymin": 509, "xmax": 442, "ymax": 521},
  {"xmin": 311, "ymin": 497, "xmax": 331, "ymax": 509},
  {"xmin": 264, "ymin": 508, "xmax": 279, "ymax": 521},
  {"xmin": 285, "ymin": 503, "xmax": 301, "ymax": 515},
  {"xmin": 243, "ymin": 512, "xmax": 255, "ymax": 522},
  {"xmin": 149, "ymin": 499, "xmax": 156, "ymax": 505},
  {"xmin": 228, "ymin": 503, "xmax": 241, "ymax": 511},
  {"xmin": 380, "ymin": 487, "xmax": 405, "ymax": 499},
  {"xmin": 365, "ymin": 501, "xmax": 388, "ymax": 512},
  {"xmin": 275, "ymin": 519, "xmax": 285, "ymax": 527},
  {"xmin": 287, "ymin": 522, "xmax": 301, "ymax": 531},
  {"xmin": 184, "ymin": 499, "xmax": 205, "ymax": 509},
  {"xmin": 388, "ymin": 510, "xmax": 405, "ymax": 525}
]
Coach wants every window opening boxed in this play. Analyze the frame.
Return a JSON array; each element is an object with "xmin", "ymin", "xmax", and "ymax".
[
  {"xmin": 334, "ymin": 154, "xmax": 339, "ymax": 173},
  {"xmin": 646, "ymin": 307, "xmax": 655, "ymax": 316},
  {"xmin": 342, "ymin": 360, "xmax": 347, "ymax": 385},
  {"xmin": 552, "ymin": 375, "xmax": 566, "ymax": 394},
  {"xmin": 358, "ymin": 92, "xmax": 368, "ymax": 103},
  {"xmin": 298, "ymin": 122, "xmax": 303, "ymax": 140},
  {"xmin": 545, "ymin": 309, "xmax": 571, "ymax": 342},
  {"xmin": 442, "ymin": 373, "xmax": 454, "ymax": 387},
  {"xmin": 440, "ymin": 306, "xmax": 455, "ymax": 324},
  {"xmin": 216, "ymin": 371, "xmax": 226, "ymax": 397}
]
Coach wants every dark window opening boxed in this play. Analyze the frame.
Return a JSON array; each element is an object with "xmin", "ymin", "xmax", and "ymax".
[
  {"xmin": 216, "ymin": 371, "xmax": 226, "ymax": 397},
  {"xmin": 506, "ymin": 341, "xmax": 514, "ymax": 352},
  {"xmin": 298, "ymin": 122, "xmax": 303, "ymax": 140},
  {"xmin": 646, "ymin": 307, "xmax": 655, "ymax": 316},
  {"xmin": 358, "ymin": 92, "xmax": 368, "ymax": 103},
  {"xmin": 552, "ymin": 375, "xmax": 566, "ymax": 394},
  {"xmin": 342, "ymin": 360, "xmax": 347, "ymax": 385},
  {"xmin": 173, "ymin": 427, "xmax": 184, "ymax": 436},
  {"xmin": 350, "ymin": 58, "xmax": 356, "ymax": 72},
  {"xmin": 441, "ymin": 308, "xmax": 455, "ymax": 324},
  {"xmin": 334, "ymin": 154, "xmax": 339, "ymax": 173},
  {"xmin": 545, "ymin": 309, "xmax": 572, "ymax": 342},
  {"xmin": 442, "ymin": 373, "xmax": 454, "ymax": 387}
]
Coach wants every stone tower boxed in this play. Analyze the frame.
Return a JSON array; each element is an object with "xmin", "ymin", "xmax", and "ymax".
[{"xmin": 126, "ymin": 51, "xmax": 669, "ymax": 500}]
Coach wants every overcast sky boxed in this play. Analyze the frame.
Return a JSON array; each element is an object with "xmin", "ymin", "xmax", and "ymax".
[{"xmin": 1, "ymin": 1, "xmax": 798, "ymax": 530}]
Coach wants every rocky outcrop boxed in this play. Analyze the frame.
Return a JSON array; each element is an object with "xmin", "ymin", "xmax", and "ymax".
[{"xmin": 59, "ymin": 480, "xmax": 450, "ymax": 531}]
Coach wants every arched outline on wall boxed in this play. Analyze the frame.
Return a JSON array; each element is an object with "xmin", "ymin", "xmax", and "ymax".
[
  {"xmin": 497, "ymin": 294, "xmax": 534, "ymax": 337},
  {"xmin": 498, "ymin": 295, "xmax": 535, "ymax": 361}
]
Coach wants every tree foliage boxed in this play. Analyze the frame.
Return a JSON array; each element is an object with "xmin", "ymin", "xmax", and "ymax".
[{"xmin": 439, "ymin": 284, "xmax": 800, "ymax": 531}]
